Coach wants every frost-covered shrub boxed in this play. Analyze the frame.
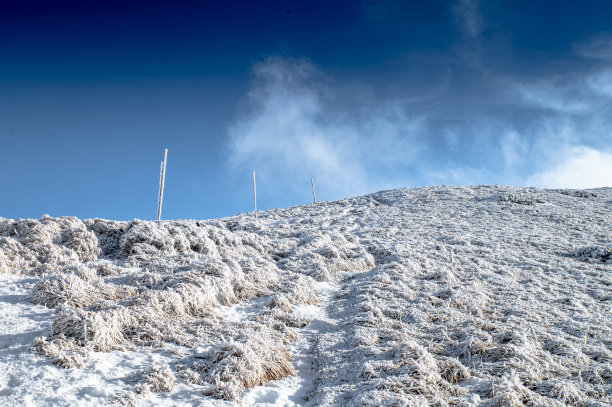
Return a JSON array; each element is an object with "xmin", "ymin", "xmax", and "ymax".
[
  {"xmin": 28, "ymin": 267, "xmax": 135, "ymax": 308},
  {"xmin": 0, "ymin": 237, "xmax": 33, "ymax": 273},
  {"xmin": 85, "ymin": 218, "xmax": 126, "ymax": 257},
  {"xmin": 481, "ymin": 370, "xmax": 554, "ymax": 407},
  {"xmin": 190, "ymin": 324, "xmax": 293, "ymax": 401},
  {"xmin": 499, "ymin": 194, "xmax": 544, "ymax": 205},
  {"xmin": 558, "ymin": 189, "xmax": 597, "ymax": 198},
  {"xmin": 135, "ymin": 364, "xmax": 176, "ymax": 395},
  {"xmin": 59, "ymin": 227, "xmax": 99, "ymax": 260},
  {"xmin": 29, "ymin": 273, "xmax": 99, "ymax": 308},
  {"xmin": 571, "ymin": 246, "xmax": 612, "ymax": 262},
  {"xmin": 94, "ymin": 261, "xmax": 122, "ymax": 276},
  {"xmin": 31, "ymin": 335, "xmax": 89, "ymax": 368},
  {"xmin": 275, "ymin": 231, "xmax": 374, "ymax": 281},
  {"xmin": 0, "ymin": 216, "xmax": 100, "ymax": 273},
  {"xmin": 118, "ymin": 220, "xmax": 267, "ymax": 260},
  {"xmin": 272, "ymin": 273, "xmax": 319, "ymax": 306},
  {"xmin": 48, "ymin": 306, "xmax": 130, "ymax": 351}
]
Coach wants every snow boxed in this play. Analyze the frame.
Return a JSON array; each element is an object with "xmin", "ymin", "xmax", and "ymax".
[{"xmin": 0, "ymin": 185, "xmax": 611, "ymax": 406}]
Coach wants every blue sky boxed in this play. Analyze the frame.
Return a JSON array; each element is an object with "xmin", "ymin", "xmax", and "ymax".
[{"xmin": 1, "ymin": 0, "xmax": 611, "ymax": 220}]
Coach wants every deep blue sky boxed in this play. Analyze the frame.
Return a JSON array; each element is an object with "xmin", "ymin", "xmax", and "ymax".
[{"xmin": 1, "ymin": 0, "xmax": 611, "ymax": 220}]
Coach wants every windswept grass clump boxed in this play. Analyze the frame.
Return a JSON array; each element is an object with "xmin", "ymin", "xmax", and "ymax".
[
  {"xmin": 558, "ymin": 189, "xmax": 598, "ymax": 198},
  {"xmin": 571, "ymin": 245, "xmax": 612, "ymax": 263},
  {"xmin": 274, "ymin": 231, "xmax": 375, "ymax": 281},
  {"xmin": 135, "ymin": 365, "xmax": 176, "ymax": 395},
  {"xmin": 499, "ymin": 194, "xmax": 544, "ymax": 205},
  {"xmin": 28, "ymin": 265, "xmax": 135, "ymax": 308},
  {"xmin": 0, "ymin": 216, "xmax": 100, "ymax": 274},
  {"xmin": 184, "ymin": 323, "xmax": 293, "ymax": 401}
]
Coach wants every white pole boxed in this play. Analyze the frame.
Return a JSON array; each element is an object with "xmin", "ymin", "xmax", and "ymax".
[
  {"xmin": 157, "ymin": 149, "xmax": 168, "ymax": 221},
  {"xmin": 157, "ymin": 161, "xmax": 163, "ymax": 220},
  {"xmin": 311, "ymin": 178, "xmax": 316, "ymax": 203},
  {"xmin": 252, "ymin": 171, "xmax": 257, "ymax": 219}
]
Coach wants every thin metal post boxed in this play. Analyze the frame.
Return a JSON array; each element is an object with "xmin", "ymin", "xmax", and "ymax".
[
  {"xmin": 252, "ymin": 171, "xmax": 257, "ymax": 218},
  {"xmin": 311, "ymin": 178, "xmax": 316, "ymax": 203},
  {"xmin": 157, "ymin": 149, "xmax": 168, "ymax": 221}
]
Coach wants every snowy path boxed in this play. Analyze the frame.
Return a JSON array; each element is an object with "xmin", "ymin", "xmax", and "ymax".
[
  {"xmin": 280, "ymin": 281, "xmax": 338, "ymax": 405},
  {"xmin": 309, "ymin": 270, "xmax": 377, "ymax": 406},
  {"xmin": 237, "ymin": 282, "xmax": 338, "ymax": 406}
]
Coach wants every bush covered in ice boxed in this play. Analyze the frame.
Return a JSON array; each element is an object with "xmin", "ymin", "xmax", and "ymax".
[
  {"xmin": 558, "ymin": 189, "xmax": 598, "ymax": 198},
  {"xmin": 0, "ymin": 216, "xmax": 99, "ymax": 274},
  {"xmin": 499, "ymin": 194, "xmax": 544, "ymax": 205},
  {"xmin": 571, "ymin": 245, "xmax": 612, "ymax": 263}
]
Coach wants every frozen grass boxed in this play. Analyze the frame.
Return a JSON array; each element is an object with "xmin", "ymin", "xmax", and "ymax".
[
  {"xmin": 184, "ymin": 323, "xmax": 294, "ymax": 401},
  {"xmin": 135, "ymin": 364, "xmax": 176, "ymax": 395},
  {"xmin": 0, "ymin": 216, "xmax": 99, "ymax": 274},
  {"xmin": 1, "ymin": 216, "xmax": 358, "ymax": 402},
  {"xmin": 0, "ymin": 185, "xmax": 610, "ymax": 406}
]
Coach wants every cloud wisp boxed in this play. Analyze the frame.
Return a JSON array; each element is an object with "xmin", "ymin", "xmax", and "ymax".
[
  {"xmin": 227, "ymin": 54, "xmax": 612, "ymax": 204},
  {"xmin": 527, "ymin": 146, "xmax": 612, "ymax": 188},
  {"xmin": 227, "ymin": 57, "xmax": 425, "ymax": 201},
  {"xmin": 454, "ymin": 0, "xmax": 482, "ymax": 39},
  {"xmin": 573, "ymin": 34, "xmax": 612, "ymax": 61}
]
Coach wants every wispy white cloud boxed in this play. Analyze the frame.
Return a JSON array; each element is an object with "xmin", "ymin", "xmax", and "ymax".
[
  {"xmin": 454, "ymin": 0, "xmax": 482, "ymax": 38},
  {"xmin": 514, "ymin": 78, "xmax": 594, "ymax": 113},
  {"xmin": 527, "ymin": 146, "xmax": 612, "ymax": 188},
  {"xmin": 500, "ymin": 130, "xmax": 528, "ymax": 171},
  {"xmin": 227, "ymin": 57, "xmax": 425, "ymax": 200},
  {"xmin": 573, "ymin": 34, "xmax": 612, "ymax": 60},
  {"xmin": 227, "ymin": 53, "xmax": 612, "ymax": 200},
  {"xmin": 587, "ymin": 67, "xmax": 612, "ymax": 97},
  {"xmin": 514, "ymin": 34, "xmax": 612, "ymax": 113}
]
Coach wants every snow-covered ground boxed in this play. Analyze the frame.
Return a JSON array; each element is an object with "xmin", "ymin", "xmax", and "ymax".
[{"xmin": 0, "ymin": 185, "xmax": 610, "ymax": 406}]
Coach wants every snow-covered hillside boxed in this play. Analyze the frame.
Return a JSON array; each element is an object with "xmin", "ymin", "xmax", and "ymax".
[{"xmin": 0, "ymin": 185, "xmax": 610, "ymax": 406}]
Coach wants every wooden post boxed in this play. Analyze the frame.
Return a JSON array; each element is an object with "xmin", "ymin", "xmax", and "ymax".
[
  {"xmin": 157, "ymin": 149, "xmax": 168, "ymax": 221},
  {"xmin": 252, "ymin": 171, "xmax": 257, "ymax": 218},
  {"xmin": 311, "ymin": 178, "xmax": 316, "ymax": 203}
]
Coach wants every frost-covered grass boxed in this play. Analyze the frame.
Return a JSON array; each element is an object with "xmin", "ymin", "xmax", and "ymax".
[{"xmin": 0, "ymin": 185, "xmax": 610, "ymax": 406}]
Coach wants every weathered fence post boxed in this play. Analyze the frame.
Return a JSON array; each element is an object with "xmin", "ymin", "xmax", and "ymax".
[
  {"xmin": 252, "ymin": 171, "xmax": 257, "ymax": 219},
  {"xmin": 157, "ymin": 149, "xmax": 168, "ymax": 221},
  {"xmin": 311, "ymin": 178, "xmax": 316, "ymax": 203}
]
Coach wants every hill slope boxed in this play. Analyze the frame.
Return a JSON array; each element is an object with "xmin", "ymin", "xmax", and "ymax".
[{"xmin": 1, "ymin": 185, "xmax": 610, "ymax": 406}]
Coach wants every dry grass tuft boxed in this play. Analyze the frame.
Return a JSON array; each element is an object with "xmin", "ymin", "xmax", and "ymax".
[
  {"xmin": 31, "ymin": 335, "xmax": 89, "ymax": 368},
  {"xmin": 190, "ymin": 324, "xmax": 293, "ymax": 401},
  {"xmin": 28, "ymin": 268, "xmax": 136, "ymax": 308},
  {"xmin": 135, "ymin": 364, "xmax": 176, "ymax": 395},
  {"xmin": 0, "ymin": 216, "xmax": 100, "ymax": 274}
]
